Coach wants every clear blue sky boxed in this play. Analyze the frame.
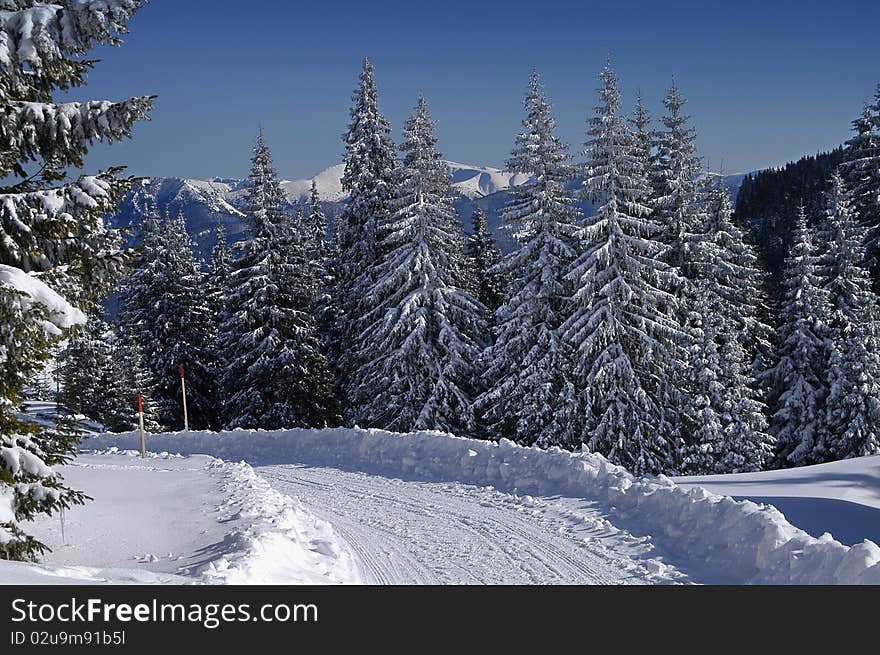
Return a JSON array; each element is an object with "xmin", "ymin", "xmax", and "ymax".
[{"xmin": 66, "ymin": 0, "xmax": 880, "ymax": 181}]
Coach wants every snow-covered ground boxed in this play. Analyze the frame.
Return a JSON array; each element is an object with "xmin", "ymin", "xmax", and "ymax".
[
  {"xmin": 675, "ymin": 456, "xmax": 880, "ymax": 547},
  {"xmin": 77, "ymin": 428, "xmax": 880, "ymax": 584},
  {"xmin": 258, "ymin": 464, "xmax": 685, "ymax": 584},
  {"xmin": 0, "ymin": 450, "xmax": 358, "ymax": 585}
]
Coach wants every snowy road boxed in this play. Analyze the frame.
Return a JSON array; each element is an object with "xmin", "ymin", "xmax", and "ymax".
[{"xmin": 258, "ymin": 464, "xmax": 689, "ymax": 585}]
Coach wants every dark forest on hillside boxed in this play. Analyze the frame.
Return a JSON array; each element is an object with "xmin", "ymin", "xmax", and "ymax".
[{"xmin": 735, "ymin": 148, "xmax": 847, "ymax": 289}]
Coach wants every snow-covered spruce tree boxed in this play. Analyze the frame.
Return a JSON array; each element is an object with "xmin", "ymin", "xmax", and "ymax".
[
  {"xmin": 563, "ymin": 62, "xmax": 682, "ymax": 474},
  {"xmin": 306, "ymin": 180, "xmax": 339, "ymax": 355},
  {"xmin": 766, "ymin": 207, "xmax": 830, "ymax": 467},
  {"xmin": 840, "ymin": 85, "xmax": 880, "ymax": 290},
  {"xmin": 477, "ymin": 71, "xmax": 580, "ymax": 447},
  {"xmin": 116, "ymin": 203, "xmax": 162, "ymax": 356},
  {"xmin": 119, "ymin": 209, "xmax": 219, "ymax": 430},
  {"xmin": 651, "ymin": 83, "xmax": 702, "ymax": 270},
  {"xmin": 679, "ymin": 179, "xmax": 773, "ymax": 473},
  {"xmin": 0, "ymin": 0, "xmax": 152, "ymax": 560},
  {"xmin": 204, "ymin": 225, "xmax": 232, "ymax": 424},
  {"xmin": 58, "ymin": 313, "xmax": 122, "ymax": 430},
  {"xmin": 820, "ymin": 175, "xmax": 880, "ymax": 461},
  {"xmin": 304, "ymin": 183, "xmax": 329, "ymax": 295},
  {"xmin": 464, "ymin": 207, "xmax": 506, "ymax": 313},
  {"xmin": 336, "ymin": 58, "xmax": 398, "ymax": 424},
  {"xmin": 219, "ymin": 134, "xmax": 339, "ymax": 430},
  {"xmin": 349, "ymin": 97, "xmax": 485, "ymax": 435},
  {"xmin": 114, "ymin": 329, "xmax": 161, "ymax": 432},
  {"xmin": 58, "ymin": 314, "xmax": 153, "ymax": 433},
  {"xmin": 630, "ymin": 92, "xmax": 653, "ymax": 175},
  {"xmin": 305, "ymin": 180, "xmax": 330, "ymax": 278},
  {"xmin": 208, "ymin": 225, "xmax": 232, "ymax": 316},
  {"xmin": 56, "ymin": 313, "xmax": 102, "ymax": 418}
]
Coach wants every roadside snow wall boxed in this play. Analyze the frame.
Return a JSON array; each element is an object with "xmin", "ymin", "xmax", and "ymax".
[{"xmin": 85, "ymin": 428, "xmax": 880, "ymax": 585}]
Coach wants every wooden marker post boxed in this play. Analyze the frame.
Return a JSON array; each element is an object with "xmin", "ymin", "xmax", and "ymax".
[
  {"xmin": 180, "ymin": 363, "xmax": 189, "ymax": 432},
  {"xmin": 138, "ymin": 393, "xmax": 146, "ymax": 459}
]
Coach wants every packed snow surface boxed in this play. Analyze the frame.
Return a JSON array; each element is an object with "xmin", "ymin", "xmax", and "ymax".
[
  {"xmin": 84, "ymin": 428, "xmax": 880, "ymax": 584},
  {"xmin": 0, "ymin": 450, "xmax": 358, "ymax": 585},
  {"xmin": 258, "ymin": 464, "xmax": 682, "ymax": 584}
]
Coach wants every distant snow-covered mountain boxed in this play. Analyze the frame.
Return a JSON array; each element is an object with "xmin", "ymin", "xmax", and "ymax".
[
  {"xmin": 112, "ymin": 161, "xmax": 535, "ymax": 259},
  {"xmin": 111, "ymin": 163, "xmax": 751, "ymax": 263},
  {"xmin": 279, "ymin": 161, "xmax": 531, "ymax": 203}
]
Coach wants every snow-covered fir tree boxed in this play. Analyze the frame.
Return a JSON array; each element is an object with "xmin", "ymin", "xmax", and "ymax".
[
  {"xmin": 219, "ymin": 133, "xmax": 339, "ymax": 430},
  {"xmin": 58, "ymin": 313, "xmax": 125, "ymax": 431},
  {"xmin": 464, "ymin": 207, "xmax": 506, "ymax": 313},
  {"xmin": 820, "ymin": 175, "xmax": 880, "ymax": 461},
  {"xmin": 0, "ymin": 0, "xmax": 151, "ymax": 560},
  {"xmin": 336, "ymin": 58, "xmax": 398, "ymax": 423},
  {"xmin": 56, "ymin": 314, "xmax": 102, "ymax": 418},
  {"xmin": 563, "ymin": 62, "xmax": 682, "ymax": 474},
  {"xmin": 306, "ymin": 179, "xmax": 338, "ymax": 355},
  {"xmin": 840, "ymin": 85, "xmax": 880, "ymax": 290},
  {"xmin": 630, "ymin": 92, "xmax": 653, "ymax": 174},
  {"xmin": 119, "ymin": 209, "xmax": 219, "ymax": 430},
  {"xmin": 679, "ymin": 179, "xmax": 773, "ymax": 473},
  {"xmin": 349, "ymin": 96, "xmax": 485, "ymax": 435},
  {"xmin": 115, "ymin": 329, "xmax": 162, "ymax": 433},
  {"xmin": 207, "ymin": 224, "xmax": 232, "ymax": 319},
  {"xmin": 205, "ymin": 224, "xmax": 232, "ymax": 398},
  {"xmin": 652, "ymin": 83, "xmax": 703, "ymax": 273},
  {"xmin": 767, "ymin": 207, "xmax": 830, "ymax": 467},
  {"xmin": 58, "ymin": 314, "xmax": 157, "ymax": 433},
  {"xmin": 648, "ymin": 84, "xmax": 707, "ymax": 471},
  {"xmin": 477, "ymin": 71, "xmax": 580, "ymax": 447},
  {"xmin": 305, "ymin": 180, "xmax": 330, "ymax": 280}
]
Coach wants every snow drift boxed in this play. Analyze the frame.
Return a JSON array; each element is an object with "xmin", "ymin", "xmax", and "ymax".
[
  {"xmin": 85, "ymin": 428, "xmax": 880, "ymax": 585},
  {"xmin": 1, "ymin": 449, "xmax": 359, "ymax": 585},
  {"xmin": 199, "ymin": 454, "xmax": 359, "ymax": 584}
]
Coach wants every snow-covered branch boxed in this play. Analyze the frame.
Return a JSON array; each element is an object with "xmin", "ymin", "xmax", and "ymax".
[
  {"xmin": 0, "ymin": 1, "xmax": 144, "ymax": 74},
  {"xmin": 0, "ymin": 96, "xmax": 154, "ymax": 174},
  {"xmin": 0, "ymin": 171, "xmax": 127, "ymax": 274}
]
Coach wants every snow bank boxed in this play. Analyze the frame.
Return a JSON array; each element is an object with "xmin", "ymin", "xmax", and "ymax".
[
  {"xmin": 199, "ymin": 456, "xmax": 359, "ymax": 584},
  {"xmin": 2, "ymin": 449, "xmax": 359, "ymax": 586},
  {"xmin": 86, "ymin": 428, "xmax": 880, "ymax": 585}
]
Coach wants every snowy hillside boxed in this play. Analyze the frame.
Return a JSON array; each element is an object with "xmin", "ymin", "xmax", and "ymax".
[
  {"xmin": 280, "ymin": 163, "xmax": 347, "ymax": 202},
  {"xmin": 81, "ymin": 428, "xmax": 880, "ymax": 585},
  {"xmin": 676, "ymin": 456, "xmax": 880, "ymax": 546},
  {"xmin": 279, "ymin": 161, "xmax": 531, "ymax": 203},
  {"xmin": 0, "ymin": 450, "xmax": 358, "ymax": 585}
]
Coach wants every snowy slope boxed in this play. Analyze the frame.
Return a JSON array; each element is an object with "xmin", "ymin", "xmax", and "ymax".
[
  {"xmin": 84, "ymin": 428, "xmax": 880, "ymax": 585},
  {"xmin": 279, "ymin": 161, "xmax": 530, "ymax": 203},
  {"xmin": 0, "ymin": 450, "xmax": 359, "ymax": 585},
  {"xmin": 18, "ymin": 400, "xmax": 106, "ymax": 434},
  {"xmin": 279, "ymin": 163, "xmax": 346, "ymax": 202},
  {"xmin": 675, "ymin": 456, "xmax": 880, "ymax": 546},
  {"xmin": 283, "ymin": 162, "xmax": 743, "ymax": 203}
]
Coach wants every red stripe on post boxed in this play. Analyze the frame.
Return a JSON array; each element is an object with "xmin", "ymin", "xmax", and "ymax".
[
  {"xmin": 180, "ymin": 363, "xmax": 185, "ymax": 379},
  {"xmin": 138, "ymin": 393, "xmax": 143, "ymax": 413}
]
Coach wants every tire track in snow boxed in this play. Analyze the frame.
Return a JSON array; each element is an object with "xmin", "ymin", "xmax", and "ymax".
[{"xmin": 258, "ymin": 464, "xmax": 686, "ymax": 585}]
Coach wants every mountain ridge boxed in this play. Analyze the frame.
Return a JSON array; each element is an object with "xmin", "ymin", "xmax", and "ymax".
[{"xmin": 112, "ymin": 162, "xmax": 752, "ymax": 263}]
